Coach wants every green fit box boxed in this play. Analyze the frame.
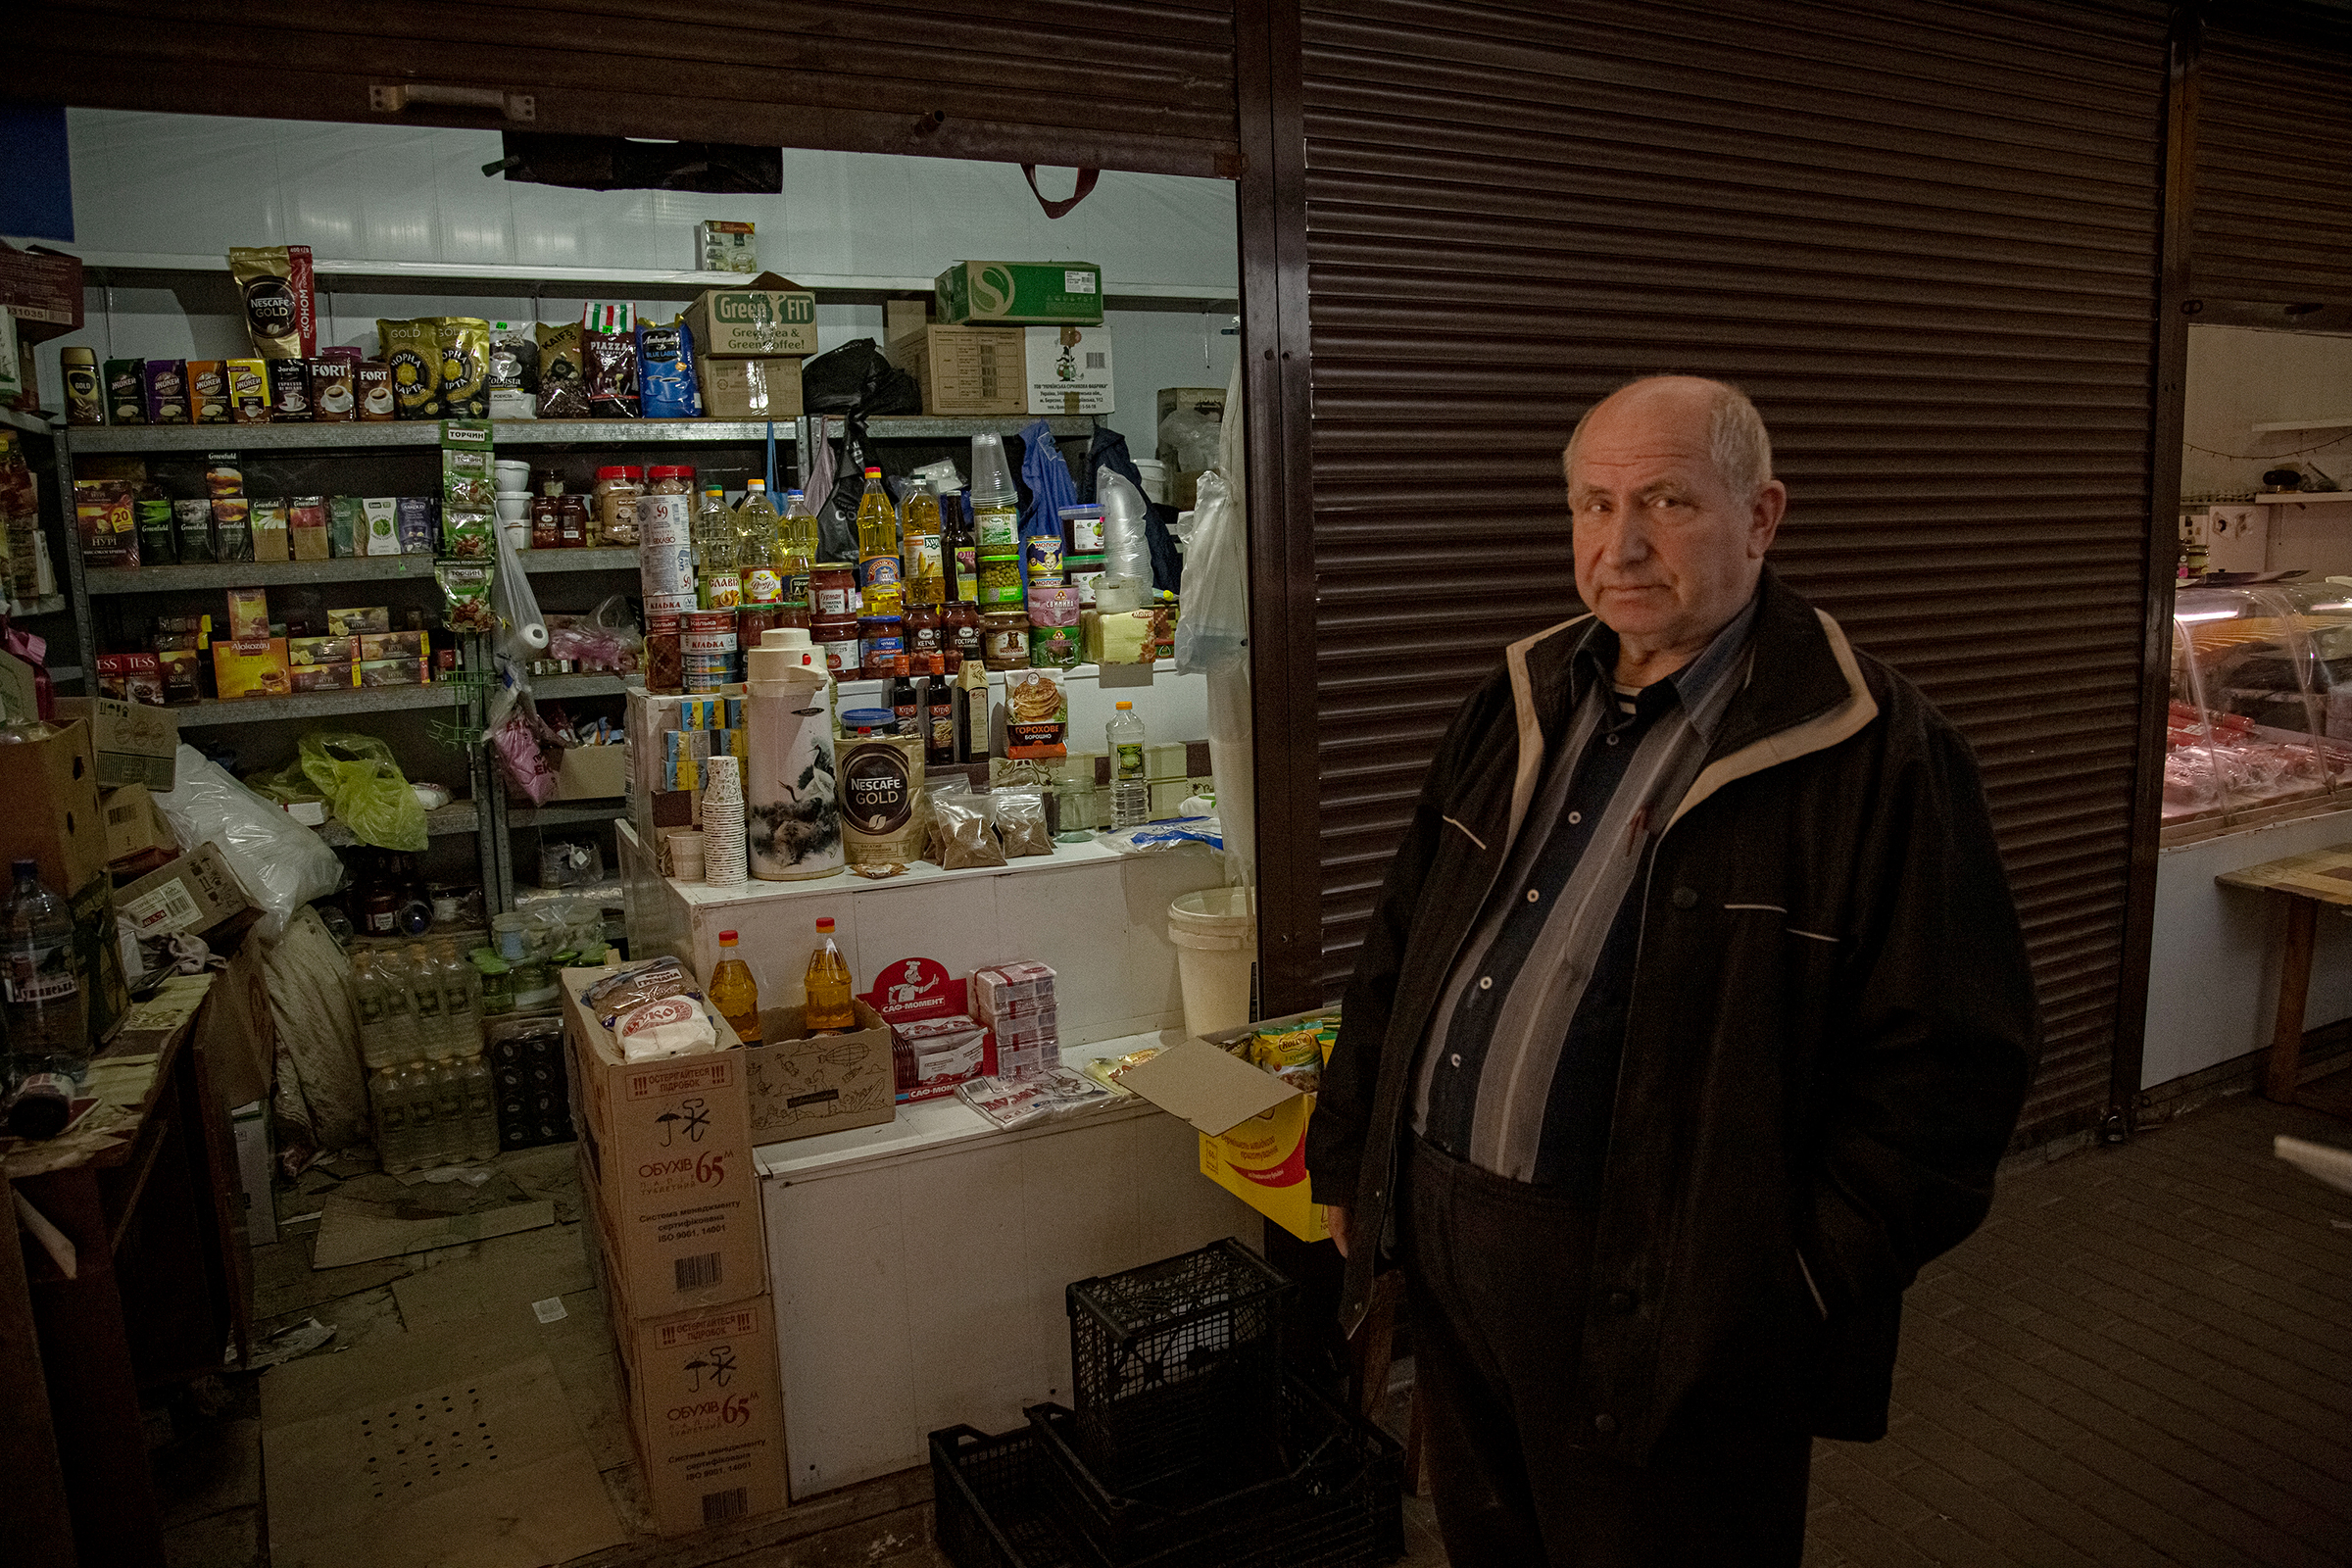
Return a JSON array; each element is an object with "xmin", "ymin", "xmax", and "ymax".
[
  {"xmin": 683, "ymin": 272, "xmax": 820, "ymax": 358},
  {"xmin": 934, "ymin": 261, "xmax": 1103, "ymax": 326}
]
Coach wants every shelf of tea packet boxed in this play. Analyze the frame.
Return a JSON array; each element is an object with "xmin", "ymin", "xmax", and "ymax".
[
  {"xmin": 169, "ymin": 682, "xmax": 461, "ymax": 727},
  {"xmin": 65, "ymin": 251, "xmax": 1241, "ymax": 306},
  {"xmin": 317, "ymin": 800, "xmax": 482, "ymax": 847},
  {"xmin": 63, "ymin": 413, "xmax": 1097, "ymax": 456}
]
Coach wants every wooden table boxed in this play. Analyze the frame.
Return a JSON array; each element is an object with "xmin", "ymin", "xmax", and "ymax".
[
  {"xmin": 3, "ymin": 973, "xmax": 242, "ymax": 1568},
  {"xmin": 2216, "ymin": 845, "xmax": 2352, "ymax": 1118}
]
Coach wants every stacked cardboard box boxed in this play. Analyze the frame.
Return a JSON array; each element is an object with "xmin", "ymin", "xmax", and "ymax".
[
  {"xmin": 971, "ymin": 961, "xmax": 1059, "ymax": 1079},
  {"xmin": 626, "ymin": 690, "xmax": 748, "ymax": 851},
  {"xmin": 0, "ymin": 715, "xmax": 132, "ymax": 1039},
  {"xmin": 561, "ymin": 966, "xmax": 788, "ymax": 1536}
]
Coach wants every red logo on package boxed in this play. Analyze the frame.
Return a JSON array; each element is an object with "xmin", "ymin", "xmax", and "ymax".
[{"xmin": 858, "ymin": 956, "xmax": 968, "ymax": 1025}]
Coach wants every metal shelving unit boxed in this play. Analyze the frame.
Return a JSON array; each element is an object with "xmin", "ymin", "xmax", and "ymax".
[
  {"xmin": 1, "ymin": 408, "xmax": 53, "ymax": 437},
  {"xmin": 62, "ymin": 413, "xmax": 1095, "ymax": 456},
  {"xmin": 318, "ymin": 799, "xmax": 481, "ymax": 848},
  {"xmin": 508, "ymin": 801, "xmax": 626, "ymax": 830},
  {"xmin": 534, "ymin": 672, "xmax": 632, "ymax": 701},
  {"xmin": 167, "ymin": 682, "xmax": 463, "ymax": 728},
  {"xmin": 519, "ymin": 548, "xmax": 638, "ymax": 574},
  {"xmin": 87, "ymin": 558, "xmax": 444, "ymax": 593}
]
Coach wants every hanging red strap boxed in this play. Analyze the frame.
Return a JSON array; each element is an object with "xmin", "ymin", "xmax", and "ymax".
[{"xmin": 1021, "ymin": 166, "xmax": 1101, "ymax": 220}]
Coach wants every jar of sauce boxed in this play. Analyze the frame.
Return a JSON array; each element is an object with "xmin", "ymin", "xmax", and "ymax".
[
  {"xmin": 530, "ymin": 495, "xmax": 561, "ymax": 551},
  {"xmin": 906, "ymin": 602, "xmax": 944, "ymax": 663},
  {"xmin": 945, "ymin": 601, "xmax": 984, "ymax": 666},
  {"xmin": 737, "ymin": 604, "xmax": 783, "ymax": 649},
  {"xmin": 982, "ymin": 611, "xmax": 1031, "ymax": 671},
  {"xmin": 809, "ymin": 562, "xmax": 859, "ymax": 620},
  {"xmin": 858, "ymin": 614, "xmax": 906, "ymax": 678},
  {"xmin": 557, "ymin": 493, "xmax": 590, "ymax": 548},
  {"xmin": 811, "ymin": 616, "xmax": 861, "ymax": 675},
  {"xmin": 594, "ymin": 466, "xmax": 644, "ymax": 546}
]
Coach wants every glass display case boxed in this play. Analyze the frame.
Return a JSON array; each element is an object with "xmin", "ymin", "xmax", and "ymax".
[{"xmin": 2166, "ymin": 582, "xmax": 2352, "ymax": 840}]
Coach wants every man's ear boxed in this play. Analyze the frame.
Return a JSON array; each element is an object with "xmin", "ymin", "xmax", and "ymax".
[{"xmin": 1749, "ymin": 480, "xmax": 1788, "ymax": 559}]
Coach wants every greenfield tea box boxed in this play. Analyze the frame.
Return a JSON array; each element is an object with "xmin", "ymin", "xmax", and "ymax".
[
  {"xmin": 682, "ymin": 271, "xmax": 818, "ymax": 358},
  {"xmin": 934, "ymin": 261, "xmax": 1104, "ymax": 326}
]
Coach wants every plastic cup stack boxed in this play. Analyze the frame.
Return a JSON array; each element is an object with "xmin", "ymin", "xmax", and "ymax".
[{"xmin": 701, "ymin": 754, "xmax": 749, "ymax": 886}]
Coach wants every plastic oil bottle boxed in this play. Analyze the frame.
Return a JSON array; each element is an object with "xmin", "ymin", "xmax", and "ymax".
[
  {"xmin": 969, "ymin": 434, "xmax": 1019, "ymax": 560},
  {"xmin": 805, "ymin": 917, "xmax": 856, "ymax": 1032},
  {"xmin": 856, "ymin": 467, "xmax": 905, "ymax": 618},
  {"xmin": 778, "ymin": 488, "xmax": 820, "ymax": 614},
  {"xmin": 696, "ymin": 485, "xmax": 742, "ymax": 610},
  {"xmin": 902, "ymin": 476, "xmax": 945, "ymax": 608},
  {"xmin": 709, "ymin": 929, "xmax": 763, "ymax": 1044},
  {"xmin": 1107, "ymin": 702, "xmax": 1151, "ymax": 828},
  {"xmin": 736, "ymin": 479, "xmax": 784, "ymax": 607},
  {"xmin": 4, "ymin": 858, "xmax": 88, "ymax": 1082}
]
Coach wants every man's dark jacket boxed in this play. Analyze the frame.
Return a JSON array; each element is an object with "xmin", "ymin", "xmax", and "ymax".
[{"xmin": 1302, "ymin": 567, "xmax": 2038, "ymax": 1462}]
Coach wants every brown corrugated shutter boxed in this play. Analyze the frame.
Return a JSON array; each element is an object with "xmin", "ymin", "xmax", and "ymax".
[
  {"xmin": 2193, "ymin": 17, "xmax": 2352, "ymax": 308},
  {"xmin": 1, "ymin": 1, "xmax": 1239, "ymax": 178},
  {"xmin": 1277, "ymin": 0, "xmax": 2171, "ymax": 1144}
]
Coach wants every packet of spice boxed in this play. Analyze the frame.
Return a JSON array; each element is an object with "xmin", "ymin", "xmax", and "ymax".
[
  {"xmin": 535, "ymin": 321, "xmax": 589, "ymax": 417},
  {"xmin": 581, "ymin": 301, "xmax": 640, "ymax": 418},
  {"xmin": 436, "ymin": 560, "xmax": 498, "ymax": 634}
]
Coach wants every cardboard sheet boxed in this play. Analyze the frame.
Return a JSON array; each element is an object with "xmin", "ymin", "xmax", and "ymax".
[
  {"xmin": 1117, "ymin": 1036, "xmax": 1299, "ymax": 1138},
  {"xmin": 391, "ymin": 1225, "xmax": 595, "ymax": 1330},
  {"xmin": 264, "ymin": 1320, "xmax": 625, "ymax": 1568},
  {"xmin": 311, "ymin": 1197, "xmax": 557, "ymax": 1270}
]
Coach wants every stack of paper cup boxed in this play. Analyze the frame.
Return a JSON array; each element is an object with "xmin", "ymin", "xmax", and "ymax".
[{"xmin": 701, "ymin": 754, "xmax": 749, "ymax": 887}]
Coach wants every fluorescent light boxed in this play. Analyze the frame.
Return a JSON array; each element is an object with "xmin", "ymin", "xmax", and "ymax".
[{"xmin": 2176, "ymin": 609, "xmax": 2237, "ymax": 623}]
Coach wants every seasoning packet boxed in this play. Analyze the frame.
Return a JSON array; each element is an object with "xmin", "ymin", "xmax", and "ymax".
[
  {"xmin": 927, "ymin": 779, "xmax": 1005, "ymax": 869},
  {"xmin": 435, "ymin": 317, "xmax": 490, "ymax": 418},
  {"xmin": 582, "ymin": 302, "xmax": 639, "ymax": 418},
  {"xmin": 535, "ymin": 321, "xmax": 589, "ymax": 417},
  {"xmin": 635, "ymin": 318, "xmax": 700, "ymax": 418},
  {"xmin": 378, "ymin": 318, "xmax": 442, "ymax": 419},
  {"xmin": 436, "ymin": 559, "xmax": 498, "ymax": 634},
  {"xmin": 995, "ymin": 786, "xmax": 1052, "ymax": 858},
  {"xmin": 228, "ymin": 244, "xmax": 315, "ymax": 359}
]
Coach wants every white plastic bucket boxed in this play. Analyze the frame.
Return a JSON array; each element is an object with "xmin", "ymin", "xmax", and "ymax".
[{"xmin": 1169, "ymin": 886, "xmax": 1257, "ymax": 1041}]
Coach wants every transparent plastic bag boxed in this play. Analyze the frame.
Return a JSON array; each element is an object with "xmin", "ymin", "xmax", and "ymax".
[
  {"xmin": 1175, "ymin": 468, "xmax": 1246, "ymax": 673},
  {"xmin": 153, "ymin": 743, "xmax": 344, "ymax": 943},
  {"xmin": 300, "ymin": 730, "xmax": 427, "ymax": 852}
]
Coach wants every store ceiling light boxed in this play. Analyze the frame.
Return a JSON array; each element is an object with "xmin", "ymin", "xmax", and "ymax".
[{"xmin": 2175, "ymin": 609, "xmax": 2237, "ymax": 623}]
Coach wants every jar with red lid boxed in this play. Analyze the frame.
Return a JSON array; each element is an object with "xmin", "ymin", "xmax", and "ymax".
[
  {"xmin": 811, "ymin": 616, "xmax": 860, "ymax": 675},
  {"xmin": 737, "ymin": 604, "xmax": 783, "ymax": 648},
  {"xmin": 593, "ymin": 466, "xmax": 644, "ymax": 546}
]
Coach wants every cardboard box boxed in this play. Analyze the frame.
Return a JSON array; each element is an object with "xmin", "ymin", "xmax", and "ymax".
[
  {"xmin": 194, "ymin": 917, "xmax": 272, "ymax": 1110},
  {"xmin": 934, "ymin": 261, "xmax": 1103, "ymax": 325},
  {"xmin": 553, "ymin": 743, "xmax": 629, "ymax": 802},
  {"xmin": 745, "ymin": 1001, "xmax": 896, "ymax": 1143},
  {"xmin": 682, "ymin": 272, "xmax": 819, "ymax": 359},
  {"xmin": 0, "ymin": 240, "xmax": 85, "ymax": 341},
  {"xmin": 885, "ymin": 324, "xmax": 1024, "ymax": 416},
  {"xmin": 101, "ymin": 783, "xmax": 176, "ymax": 866},
  {"xmin": 595, "ymin": 1271, "xmax": 787, "ymax": 1537},
  {"xmin": 326, "ymin": 605, "xmax": 391, "ymax": 636},
  {"xmin": 0, "ymin": 715, "xmax": 108, "ymax": 896},
  {"xmin": 695, "ymin": 356, "xmax": 804, "ymax": 420},
  {"xmin": 55, "ymin": 696, "xmax": 179, "ymax": 790},
  {"xmin": 212, "ymin": 637, "xmax": 293, "ymax": 700},
  {"xmin": 884, "ymin": 298, "xmax": 928, "ymax": 342},
  {"xmin": 1116, "ymin": 1010, "xmax": 1339, "ymax": 1244},
  {"xmin": 563, "ymin": 967, "xmax": 764, "ymax": 1316},
  {"xmin": 288, "ymin": 635, "xmax": 355, "ymax": 667},
  {"xmin": 117, "ymin": 842, "xmax": 253, "ymax": 940},
  {"xmin": 1025, "ymin": 324, "xmax": 1114, "ymax": 416}
]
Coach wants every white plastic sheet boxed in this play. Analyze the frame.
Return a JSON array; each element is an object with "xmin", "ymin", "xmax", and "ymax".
[{"xmin": 153, "ymin": 743, "xmax": 343, "ymax": 943}]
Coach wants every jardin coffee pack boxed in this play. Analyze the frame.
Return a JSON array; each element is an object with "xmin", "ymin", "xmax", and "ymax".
[{"xmin": 227, "ymin": 244, "xmax": 316, "ymax": 360}]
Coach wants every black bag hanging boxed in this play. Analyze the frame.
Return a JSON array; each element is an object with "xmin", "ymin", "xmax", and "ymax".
[
  {"xmin": 800, "ymin": 338, "xmax": 920, "ymax": 416},
  {"xmin": 815, "ymin": 414, "xmax": 867, "ymax": 564}
]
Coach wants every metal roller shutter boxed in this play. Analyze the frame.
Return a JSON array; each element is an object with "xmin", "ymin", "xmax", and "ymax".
[
  {"xmin": 2194, "ymin": 18, "xmax": 2352, "ymax": 309},
  {"xmin": 1, "ymin": 1, "xmax": 1240, "ymax": 178},
  {"xmin": 1273, "ymin": 0, "xmax": 2171, "ymax": 1144}
]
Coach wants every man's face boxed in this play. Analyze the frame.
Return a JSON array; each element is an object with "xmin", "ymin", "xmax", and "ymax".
[{"xmin": 1566, "ymin": 385, "xmax": 1785, "ymax": 655}]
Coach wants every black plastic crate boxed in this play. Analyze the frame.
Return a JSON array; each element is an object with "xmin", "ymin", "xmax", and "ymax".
[
  {"xmin": 1064, "ymin": 1239, "xmax": 1294, "ymax": 1491},
  {"xmin": 1027, "ymin": 1371, "xmax": 1404, "ymax": 1567},
  {"xmin": 930, "ymin": 1403, "xmax": 1403, "ymax": 1568}
]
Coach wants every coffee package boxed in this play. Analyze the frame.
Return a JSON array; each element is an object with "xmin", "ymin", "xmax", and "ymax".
[
  {"xmin": 636, "ymin": 318, "xmax": 701, "ymax": 418},
  {"xmin": 582, "ymin": 302, "xmax": 639, "ymax": 419},
  {"xmin": 435, "ymin": 317, "xmax": 490, "ymax": 418},
  {"xmin": 488, "ymin": 321, "xmax": 537, "ymax": 420},
  {"xmin": 268, "ymin": 359, "xmax": 312, "ymax": 422},
  {"xmin": 356, "ymin": 361, "xmax": 396, "ymax": 421},
  {"xmin": 227, "ymin": 244, "xmax": 316, "ymax": 360},
  {"xmin": 311, "ymin": 358, "xmax": 356, "ymax": 422},
  {"xmin": 378, "ymin": 318, "xmax": 442, "ymax": 419},
  {"xmin": 188, "ymin": 361, "xmax": 230, "ymax": 424},
  {"xmin": 535, "ymin": 321, "xmax": 588, "ymax": 417}
]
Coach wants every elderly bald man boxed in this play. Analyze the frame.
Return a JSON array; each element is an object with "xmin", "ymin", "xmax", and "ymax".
[{"xmin": 1306, "ymin": 376, "xmax": 2038, "ymax": 1566}]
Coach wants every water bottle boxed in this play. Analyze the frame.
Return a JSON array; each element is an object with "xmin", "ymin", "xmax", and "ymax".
[
  {"xmin": 353, "ymin": 953, "xmax": 398, "ymax": 1071},
  {"xmin": 378, "ymin": 949, "xmax": 421, "ymax": 1061},
  {"xmin": 1107, "ymin": 702, "xmax": 1150, "ymax": 828},
  {"xmin": 399, "ymin": 1057, "xmax": 444, "ymax": 1166},
  {"xmin": 371, "ymin": 1063, "xmax": 416, "ymax": 1173},
  {"xmin": 3, "ymin": 858, "xmax": 87, "ymax": 1082},
  {"xmin": 427, "ymin": 1056, "xmax": 467, "ymax": 1162},
  {"xmin": 437, "ymin": 943, "xmax": 481, "ymax": 1054},
  {"xmin": 406, "ymin": 946, "xmax": 448, "ymax": 1054},
  {"xmin": 460, "ymin": 1051, "xmax": 501, "ymax": 1161}
]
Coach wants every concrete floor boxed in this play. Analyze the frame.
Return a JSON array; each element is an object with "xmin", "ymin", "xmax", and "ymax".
[{"xmin": 148, "ymin": 1087, "xmax": 2351, "ymax": 1568}]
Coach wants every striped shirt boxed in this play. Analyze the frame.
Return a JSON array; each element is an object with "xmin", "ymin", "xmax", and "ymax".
[{"xmin": 1409, "ymin": 595, "xmax": 1760, "ymax": 1195}]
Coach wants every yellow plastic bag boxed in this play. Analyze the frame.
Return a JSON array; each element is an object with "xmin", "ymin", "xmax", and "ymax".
[{"xmin": 299, "ymin": 730, "xmax": 426, "ymax": 853}]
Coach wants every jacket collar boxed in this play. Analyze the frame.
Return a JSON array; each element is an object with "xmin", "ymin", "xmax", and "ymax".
[{"xmin": 1497, "ymin": 566, "xmax": 1878, "ymax": 846}]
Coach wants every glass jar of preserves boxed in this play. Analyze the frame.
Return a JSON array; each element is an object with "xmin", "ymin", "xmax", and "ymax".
[
  {"xmin": 982, "ymin": 611, "xmax": 1031, "ymax": 671},
  {"xmin": 530, "ymin": 494, "xmax": 561, "ymax": 551},
  {"xmin": 944, "ymin": 601, "xmax": 984, "ymax": 665},
  {"xmin": 976, "ymin": 553, "xmax": 1024, "ymax": 608},
  {"xmin": 906, "ymin": 602, "xmax": 943, "ymax": 662},
  {"xmin": 557, "ymin": 493, "xmax": 590, "ymax": 548}
]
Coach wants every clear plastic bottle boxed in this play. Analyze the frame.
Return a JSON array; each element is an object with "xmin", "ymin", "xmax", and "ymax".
[
  {"xmin": 1108, "ymin": 701, "xmax": 1150, "ymax": 828},
  {"xmin": 696, "ymin": 485, "xmax": 742, "ymax": 611},
  {"xmin": 709, "ymin": 929, "xmax": 762, "ymax": 1044},
  {"xmin": 778, "ymin": 489, "xmax": 820, "ymax": 612},
  {"xmin": 856, "ymin": 468, "xmax": 906, "ymax": 618},
  {"xmin": 437, "ymin": 942, "xmax": 481, "ymax": 1055},
  {"xmin": 3, "ymin": 858, "xmax": 87, "ymax": 1081},
  {"xmin": 371, "ymin": 1063, "xmax": 416, "ymax": 1172},
  {"xmin": 903, "ymin": 477, "xmax": 945, "ymax": 608},
  {"xmin": 404, "ymin": 945, "xmax": 449, "ymax": 1055},
  {"xmin": 737, "ymin": 480, "xmax": 784, "ymax": 606},
  {"xmin": 969, "ymin": 434, "xmax": 1020, "ymax": 559},
  {"xmin": 804, "ymin": 917, "xmax": 856, "ymax": 1032},
  {"xmin": 398, "ymin": 1057, "xmax": 444, "ymax": 1166},
  {"xmin": 427, "ymin": 1054, "xmax": 468, "ymax": 1161},
  {"xmin": 459, "ymin": 1050, "xmax": 501, "ymax": 1162},
  {"xmin": 376, "ymin": 949, "xmax": 422, "ymax": 1062},
  {"xmin": 352, "ymin": 952, "xmax": 397, "ymax": 1070}
]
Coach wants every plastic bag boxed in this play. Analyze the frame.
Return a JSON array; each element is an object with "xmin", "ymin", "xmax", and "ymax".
[
  {"xmin": 244, "ymin": 756, "xmax": 324, "ymax": 807},
  {"xmin": 497, "ymin": 712, "xmax": 559, "ymax": 805},
  {"xmin": 153, "ymin": 743, "xmax": 344, "ymax": 943},
  {"xmin": 1096, "ymin": 816, "xmax": 1223, "ymax": 855},
  {"xmin": 813, "ymin": 414, "xmax": 868, "ymax": 564},
  {"xmin": 1175, "ymin": 467, "xmax": 1247, "ymax": 674},
  {"xmin": 298, "ymin": 731, "xmax": 426, "ymax": 852},
  {"xmin": 800, "ymin": 338, "xmax": 919, "ymax": 416}
]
